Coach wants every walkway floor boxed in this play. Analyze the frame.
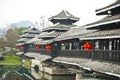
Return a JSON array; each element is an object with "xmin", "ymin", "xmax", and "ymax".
[{"xmin": 52, "ymin": 57, "xmax": 120, "ymax": 78}]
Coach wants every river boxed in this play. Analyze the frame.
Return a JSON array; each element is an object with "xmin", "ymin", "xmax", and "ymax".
[{"xmin": 0, "ymin": 65, "xmax": 105, "ymax": 80}]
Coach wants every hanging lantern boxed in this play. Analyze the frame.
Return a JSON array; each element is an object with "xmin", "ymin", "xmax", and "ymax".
[
  {"xmin": 45, "ymin": 45, "xmax": 51, "ymax": 51},
  {"xmin": 35, "ymin": 45, "xmax": 40, "ymax": 50},
  {"xmin": 16, "ymin": 46, "xmax": 19, "ymax": 49},
  {"xmin": 83, "ymin": 42, "xmax": 92, "ymax": 52},
  {"xmin": 20, "ymin": 46, "xmax": 24, "ymax": 49}
]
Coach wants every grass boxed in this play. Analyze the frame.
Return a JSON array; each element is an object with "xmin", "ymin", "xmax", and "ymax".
[
  {"xmin": 0, "ymin": 55, "xmax": 22, "ymax": 65},
  {"xmin": 23, "ymin": 60, "xmax": 31, "ymax": 69}
]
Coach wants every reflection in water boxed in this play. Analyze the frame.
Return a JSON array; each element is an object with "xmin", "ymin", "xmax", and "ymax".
[
  {"xmin": 0, "ymin": 65, "xmax": 35, "ymax": 80},
  {"xmin": 31, "ymin": 67, "xmax": 76, "ymax": 80},
  {"xmin": 44, "ymin": 73, "xmax": 76, "ymax": 80},
  {"xmin": 0, "ymin": 65, "xmax": 117, "ymax": 80}
]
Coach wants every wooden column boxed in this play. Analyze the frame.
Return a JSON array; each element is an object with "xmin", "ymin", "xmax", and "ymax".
[
  {"xmin": 115, "ymin": 40, "xmax": 117, "ymax": 50},
  {"xmin": 92, "ymin": 40, "xmax": 95, "ymax": 61},
  {"xmin": 69, "ymin": 43, "xmax": 72, "ymax": 50},
  {"xmin": 99, "ymin": 40, "xmax": 102, "ymax": 49},
  {"xmin": 105, "ymin": 39, "xmax": 109, "ymax": 50},
  {"xmin": 111, "ymin": 40, "xmax": 115, "ymax": 50},
  {"xmin": 79, "ymin": 42, "xmax": 81, "ymax": 50},
  {"xmin": 118, "ymin": 39, "xmax": 120, "ymax": 50},
  {"xmin": 99, "ymin": 40, "xmax": 104, "ymax": 61}
]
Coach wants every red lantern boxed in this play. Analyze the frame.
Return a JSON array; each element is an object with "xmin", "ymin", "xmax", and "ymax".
[
  {"xmin": 20, "ymin": 46, "xmax": 24, "ymax": 49},
  {"xmin": 16, "ymin": 46, "xmax": 19, "ymax": 49},
  {"xmin": 45, "ymin": 45, "xmax": 51, "ymax": 51},
  {"xmin": 83, "ymin": 42, "xmax": 92, "ymax": 52},
  {"xmin": 35, "ymin": 45, "xmax": 40, "ymax": 50}
]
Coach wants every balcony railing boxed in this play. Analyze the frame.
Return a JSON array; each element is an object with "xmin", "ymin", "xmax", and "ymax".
[
  {"xmin": 27, "ymin": 48, "xmax": 51, "ymax": 56},
  {"xmin": 26, "ymin": 48, "xmax": 120, "ymax": 63},
  {"xmin": 58, "ymin": 50, "xmax": 120, "ymax": 62}
]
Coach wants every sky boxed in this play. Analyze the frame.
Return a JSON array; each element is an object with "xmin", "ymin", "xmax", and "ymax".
[{"xmin": 0, "ymin": 0, "xmax": 116, "ymax": 29}]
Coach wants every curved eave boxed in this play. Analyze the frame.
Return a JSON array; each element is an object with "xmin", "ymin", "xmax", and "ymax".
[
  {"xmin": 35, "ymin": 39, "xmax": 54, "ymax": 45},
  {"xmin": 49, "ymin": 17, "xmax": 79, "ymax": 20},
  {"xmin": 16, "ymin": 43, "xmax": 24, "ymax": 46},
  {"xmin": 96, "ymin": 4, "xmax": 120, "ymax": 15},
  {"xmin": 38, "ymin": 36, "xmax": 56, "ymax": 39},
  {"xmin": 86, "ymin": 19, "xmax": 120, "ymax": 29},
  {"xmin": 20, "ymin": 36, "xmax": 34, "ymax": 38},
  {"xmin": 49, "ymin": 18, "xmax": 79, "ymax": 24},
  {"xmin": 80, "ymin": 35, "xmax": 120, "ymax": 40},
  {"xmin": 42, "ymin": 28, "xmax": 69, "ymax": 32}
]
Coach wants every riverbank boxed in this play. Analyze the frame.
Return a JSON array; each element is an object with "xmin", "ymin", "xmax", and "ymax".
[{"xmin": 0, "ymin": 55, "xmax": 21, "ymax": 65}]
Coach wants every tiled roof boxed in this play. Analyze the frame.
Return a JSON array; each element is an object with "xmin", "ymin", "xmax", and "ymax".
[
  {"xmin": 49, "ymin": 10, "xmax": 79, "ymax": 24},
  {"xmin": 96, "ymin": 0, "xmax": 120, "ymax": 12},
  {"xmin": 79, "ymin": 28, "xmax": 120, "ymax": 40},
  {"xmin": 25, "ymin": 35, "xmax": 39, "ymax": 44},
  {"xmin": 55, "ymin": 27, "xmax": 95, "ymax": 41},
  {"xmin": 16, "ymin": 43, "xmax": 24, "ymax": 46},
  {"xmin": 35, "ymin": 39, "xmax": 54, "ymax": 45},
  {"xmin": 23, "ymin": 27, "xmax": 41, "ymax": 34},
  {"xmin": 17, "ymin": 38, "xmax": 28, "ymax": 42},
  {"xmin": 85, "ymin": 13, "xmax": 120, "ymax": 29},
  {"xmin": 20, "ymin": 33, "xmax": 36, "ymax": 38},
  {"xmin": 42, "ymin": 23, "xmax": 75, "ymax": 32},
  {"xmin": 49, "ymin": 10, "xmax": 79, "ymax": 20},
  {"xmin": 38, "ymin": 31, "xmax": 64, "ymax": 39}
]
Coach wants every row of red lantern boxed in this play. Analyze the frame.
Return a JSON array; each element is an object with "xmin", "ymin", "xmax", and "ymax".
[
  {"xmin": 16, "ymin": 46, "xmax": 24, "ymax": 49},
  {"xmin": 35, "ymin": 45, "xmax": 52, "ymax": 51}
]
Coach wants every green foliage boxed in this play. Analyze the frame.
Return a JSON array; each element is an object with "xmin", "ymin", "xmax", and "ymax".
[
  {"xmin": 15, "ymin": 27, "xmax": 29, "ymax": 35},
  {"xmin": 5, "ymin": 28, "xmax": 20, "ymax": 48},
  {"xmin": 3, "ymin": 49, "xmax": 19, "ymax": 56},
  {"xmin": 23, "ymin": 60, "xmax": 31, "ymax": 69},
  {"xmin": 0, "ymin": 55, "xmax": 21, "ymax": 65}
]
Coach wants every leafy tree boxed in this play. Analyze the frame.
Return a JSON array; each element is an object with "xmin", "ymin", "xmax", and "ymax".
[
  {"xmin": 15, "ymin": 27, "xmax": 29, "ymax": 35},
  {"xmin": 0, "ymin": 37, "xmax": 6, "ymax": 51},
  {"xmin": 5, "ymin": 28, "xmax": 20, "ymax": 48}
]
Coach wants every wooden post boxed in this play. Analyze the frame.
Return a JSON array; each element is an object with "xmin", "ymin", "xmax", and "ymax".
[
  {"xmin": 100, "ymin": 40, "xmax": 104, "ymax": 62},
  {"xmin": 105, "ymin": 39, "xmax": 109, "ymax": 50},
  {"xmin": 92, "ymin": 40, "xmax": 95, "ymax": 61},
  {"xmin": 112, "ymin": 40, "xmax": 115, "ymax": 50}
]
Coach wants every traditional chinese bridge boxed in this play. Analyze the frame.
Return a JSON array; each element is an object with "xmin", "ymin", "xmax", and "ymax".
[{"xmin": 16, "ymin": 1, "xmax": 120, "ymax": 79}]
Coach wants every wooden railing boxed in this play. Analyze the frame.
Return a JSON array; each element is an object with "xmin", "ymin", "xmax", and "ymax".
[
  {"xmin": 27, "ymin": 48, "xmax": 51, "ymax": 56},
  {"xmin": 57, "ymin": 50, "xmax": 120, "ymax": 62},
  {"xmin": 26, "ymin": 48, "xmax": 120, "ymax": 62}
]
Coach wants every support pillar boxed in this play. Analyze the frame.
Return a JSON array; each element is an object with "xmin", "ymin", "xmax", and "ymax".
[
  {"xmin": 69, "ymin": 43, "xmax": 72, "ymax": 50},
  {"xmin": 105, "ymin": 39, "xmax": 109, "ymax": 50},
  {"xmin": 92, "ymin": 40, "xmax": 95, "ymax": 61},
  {"xmin": 99, "ymin": 40, "xmax": 104, "ymax": 61},
  {"xmin": 111, "ymin": 40, "xmax": 115, "ymax": 50}
]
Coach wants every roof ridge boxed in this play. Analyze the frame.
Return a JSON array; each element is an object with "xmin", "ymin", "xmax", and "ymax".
[{"xmin": 63, "ymin": 10, "xmax": 70, "ymax": 17}]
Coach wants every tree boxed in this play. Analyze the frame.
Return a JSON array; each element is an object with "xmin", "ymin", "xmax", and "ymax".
[
  {"xmin": 15, "ymin": 27, "xmax": 29, "ymax": 35},
  {"xmin": 5, "ymin": 28, "xmax": 20, "ymax": 48},
  {"xmin": 0, "ymin": 37, "xmax": 6, "ymax": 51}
]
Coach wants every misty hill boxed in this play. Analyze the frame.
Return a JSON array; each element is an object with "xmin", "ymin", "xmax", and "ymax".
[
  {"xmin": 0, "ymin": 28, "xmax": 5, "ymax": 37},
  {"xmin": 10, "ymin": 20, "xmax": 35, "ymax": 28}
]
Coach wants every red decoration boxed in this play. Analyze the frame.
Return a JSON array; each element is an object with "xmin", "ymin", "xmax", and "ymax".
[
  {"xmin": 20, "ymin": 46, "xmax": 24, "ymax": 49},
  {"xmin": 45, "ymin": 45, "xmax": 51, "ymax": 51},
  {"xmin": 83, "ymin": 42, "xmax": 92, "ymax": 52},
  {"xmin": 35, "ymin": 45, "xmax": 40, "ymax": 50},
  {"xmin": 16, "ymin": 46, "xmax": 19, "ymax": 49}
]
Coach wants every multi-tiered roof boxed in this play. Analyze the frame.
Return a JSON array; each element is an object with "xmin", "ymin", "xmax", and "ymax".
[
  {"xmin": 34, "ymin": 10, "xmax": 79, "ymax": 45},
  {"xmin": 86, "ymin": 0, "xmax": 120, "ymax": 30},
  {"xmin": 49, "ymin": 10, "xmax": 79, "ymax": 25},
  {"xmin": 55, "ymin": 0, "xmax": 120, "ymax": 41},
  {"xmin": 16, "ymin": 27, "xmax": 41, "ymax": 46},
  {"xmin": 80, "ymin": 0, "xmax": 120, "ymax": 40}
]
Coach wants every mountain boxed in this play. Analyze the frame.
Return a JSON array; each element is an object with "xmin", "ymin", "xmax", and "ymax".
[
  {"xmin": 10, "ymin": 20, "xmax": 35, "ymax": 28},
  {"xmin": 0, "ymin": 28, "xmax": 5, "ymax": 37}
]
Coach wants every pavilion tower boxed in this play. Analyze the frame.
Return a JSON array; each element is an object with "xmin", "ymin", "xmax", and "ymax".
[{"xmin": 49, "ymin": 10, "xmax": 79, "ymax": 25}]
